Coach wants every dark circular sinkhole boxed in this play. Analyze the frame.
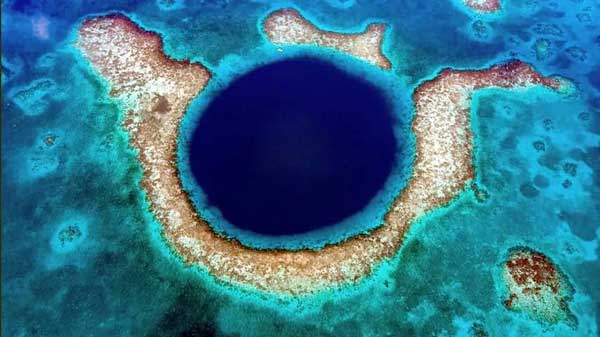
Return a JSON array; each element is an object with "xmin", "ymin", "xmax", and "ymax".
[{"xmin": 189, "ymin": 57, "xmax": 398, "ymax": 236}]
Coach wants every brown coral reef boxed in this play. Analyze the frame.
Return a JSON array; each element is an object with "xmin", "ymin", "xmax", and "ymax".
[
  {"xmin": 263, "ymin": 9, "xmax": 391, "ymax": 70},
  {"xmin": 77, "ymin": 13, "xmax": 565, "ymax": 295},
  {"xmin": 503, "ymin": 247, "xmax": 576, "ymax": 326}
]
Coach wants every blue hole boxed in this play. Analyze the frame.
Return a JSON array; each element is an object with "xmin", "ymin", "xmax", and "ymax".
[{"xmin": 188, "ymin": 57, "xmax": 399, "ymax": 236}]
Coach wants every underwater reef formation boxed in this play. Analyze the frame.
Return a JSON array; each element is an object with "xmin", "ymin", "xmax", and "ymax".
[
  {"xmin": 7, "ymin": 78, "xmax": 58, "ymax": 116},
  {"xmin": 462, "ymin": 0, "xmax": 501, "ymax": 13},
  {"xmin": 77, "ymin": 13, "xmax": 568, "ymax": 295},
  {"xmin": 503, "ymin": 247, "xmax": 576, "ymax": 326},
  {"xmin": 263, "ymin": 8, "xmax": 391, "ymax": 70}
]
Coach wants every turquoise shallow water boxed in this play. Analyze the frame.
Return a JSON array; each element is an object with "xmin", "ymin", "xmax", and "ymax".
[{"xmin": 2, "ymin": 0, "xmax": 599, "ymax": 336}]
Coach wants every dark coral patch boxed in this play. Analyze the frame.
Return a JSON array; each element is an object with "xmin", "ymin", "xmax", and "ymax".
[{"xmin": 519, "ymin": 183, "xmax": 539, "ymax": 198}]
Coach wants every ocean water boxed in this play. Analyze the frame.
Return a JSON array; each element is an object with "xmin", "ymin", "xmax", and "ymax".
[{"xmin": 1, "ymin": 0, "xmax": 599, "ymax": 336}]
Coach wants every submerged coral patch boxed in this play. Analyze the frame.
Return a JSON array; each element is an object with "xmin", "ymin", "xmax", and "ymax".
[
  {"xmin": 7, "ymin": 78, "xmax": 58, "ymax": 116},
  {"xmin": 50, "ymin": 217, "xmax": 88, "ymax": 254},
  {"xmin": 26, "ymin": 152, "xmax": 59, "ymax": 178}
]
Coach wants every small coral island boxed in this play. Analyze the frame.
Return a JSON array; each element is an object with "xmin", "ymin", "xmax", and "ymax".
[
  {"xmin": 263, "ymin": 9, "xmax": 391, "ymax": 70},
  {"xmin": 77, "ymin": 12, "xmax": 567, "ymax": 295},
  {"xmin": 503, "ymin": 247, "xmax": 576, "ymax": 326}
]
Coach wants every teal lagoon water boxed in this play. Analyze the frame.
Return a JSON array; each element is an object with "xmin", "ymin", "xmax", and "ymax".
[{"xmin": 2, "ymin": 0, "xmax": 599, "ymax": 336}]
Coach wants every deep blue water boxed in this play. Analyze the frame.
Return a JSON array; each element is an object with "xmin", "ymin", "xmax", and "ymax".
[{"xmin": 188, "ymin": 57, "xmax": 397, "ymax": 236}]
